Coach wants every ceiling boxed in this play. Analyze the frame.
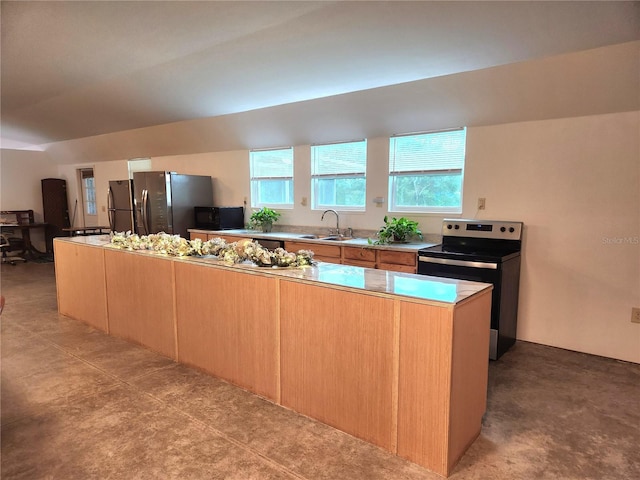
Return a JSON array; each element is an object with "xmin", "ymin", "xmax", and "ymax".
[{"xmin": 1, "ymin": 1, "xmax": 639, "ymax": 152}]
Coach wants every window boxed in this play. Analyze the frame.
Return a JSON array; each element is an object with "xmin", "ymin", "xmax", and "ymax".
[
  {"xmin": 388, "ymin": 128, "xmax": 466, "ymax": 213},
  {"xmin": 250, "ymin": 148, "xmax": 294, "ymax": 208},
  {"xmin": 80, "ymin": 169, "xmax": 97, "ymax": 215},
  {"xmin": 311, "ymin": 140, "xmax": 366, "ymax": 210}
]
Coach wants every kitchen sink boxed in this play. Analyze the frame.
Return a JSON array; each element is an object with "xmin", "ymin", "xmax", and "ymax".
[
  {"xmin": 298, "ymin": 234, "xmax": 353, "ymax": 241},
  {"xmin": 321, "ymin": 235, "xmax": 354, "ymax": 241}
]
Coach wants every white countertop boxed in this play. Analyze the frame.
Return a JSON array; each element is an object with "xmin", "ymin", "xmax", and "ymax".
[
  {"xmin": 189, "ymin": 228, "xmax": 439, "ymax": 252},
  {"xmin": 57, "ymin": 235, "xmax": 491, "ymax": 306}
]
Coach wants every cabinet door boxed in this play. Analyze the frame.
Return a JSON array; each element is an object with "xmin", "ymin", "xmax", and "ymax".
[
  {"xmin": 280, "ymin": 280, "xmax": 396, "ymax": 451},
  {"xmin": 174, "ymin": 263, "xmax": 278, "ymax": 400},
  {"xmin": 54, "ymin": 241, "xmax": 108, "ymax": 332},
  {"xmin": 104, "ymin": 250, "xmax": 176, "ymax": 359},
  {"xmin": 377, "ymin": 250, "xmax": 416, "ymax": 267},
  {"xmin": 285, "ymin": 241, "xmax": 341, "ymax": 263}
]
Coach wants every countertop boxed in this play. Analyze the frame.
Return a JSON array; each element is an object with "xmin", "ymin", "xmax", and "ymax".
[
  {"xmin": 57, "ymin": 235, "xmax": 491, "ymax": 306},
  {"xmin": 189, "ymin": 228, "xmax": 439, "ymax": 252}
]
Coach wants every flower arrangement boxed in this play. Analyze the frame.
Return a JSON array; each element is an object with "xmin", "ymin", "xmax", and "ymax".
[
  {"xmin": 248, "ymin": 207, "xmax": 281, "ymax": 232},
  {"xmin": 109, "ymin": 231, "xmax": 314, "ymax": 268}
]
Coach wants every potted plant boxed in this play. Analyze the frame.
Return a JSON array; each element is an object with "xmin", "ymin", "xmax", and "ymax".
[
  {"xmin": 373, "ymin": 216, "xmax": 422, "ymax": 244},
  {"xmin": 248, "ymin": 207, "xmax": 281, "ymax": 233}
]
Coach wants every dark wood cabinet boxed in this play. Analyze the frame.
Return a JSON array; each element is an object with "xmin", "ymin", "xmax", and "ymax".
[{"xmin": 41, "ymin": 178, "xmax": 70, "ymax": 252}]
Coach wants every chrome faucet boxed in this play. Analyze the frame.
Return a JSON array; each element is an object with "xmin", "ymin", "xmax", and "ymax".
[{"xmin": 321, "ymin": 209, "xmax": 339, "ymax": 235}]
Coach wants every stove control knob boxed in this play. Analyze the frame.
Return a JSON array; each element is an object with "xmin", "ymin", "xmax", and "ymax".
[
  {"xmin": 454, "ymin": 225, "xmax": 460, "ymax": 230},
  {"xmin": 447, "ymin": 224, "xmax": 453, "ymax": 229},
  {"xmin": 500, "ymin": 227, "xmax": 506, "ymax": 232},
  {"xmin": 509, "ymin": 227, "xmax": 515, "ymax": 233}
]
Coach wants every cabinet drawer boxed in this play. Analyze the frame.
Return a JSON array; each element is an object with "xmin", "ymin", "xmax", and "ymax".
[
  {"xmin": 342, "ymin": 259, "xmax": 376, "ymax": 269},
  {"xmin": 377, "ymin": 262, "xmax": 416, "ymax": 274},
  {"xmin": 208, "ymin": 234, "xmax": 251, "ymax": 244},
  {"xmin": 376, "ymin": 250, "xmax": 416, "ymax": 267},
  {"xmin": 190, "ymin": 232, "xmax": 208, "ymax": 241},
  {"xmin": 285, "ymin": 241, "xmax": 341, "ymax": 259},
  {"xmin": 343, "ymin": 246, "xmax": 376, "ymax": 262}
]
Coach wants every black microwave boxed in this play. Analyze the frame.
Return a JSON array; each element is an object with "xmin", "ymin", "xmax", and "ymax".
[{"xmin": 194, "ymin": 206, "xmax": 244, "ymax": 230}]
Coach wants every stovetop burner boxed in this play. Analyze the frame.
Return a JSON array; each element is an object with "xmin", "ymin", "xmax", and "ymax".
[{"xmin": 419, "ymin": 243, "xmax": 521, "ymax": 263}]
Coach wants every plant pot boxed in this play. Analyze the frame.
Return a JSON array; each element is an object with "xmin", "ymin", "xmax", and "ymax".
[
  {"xmin": 391, "ymin": 237, "xmax": 408, "ymax": 244},
  {"xmin": 262, "ymin": 221, "xmax": 273, "ymax": 233}
]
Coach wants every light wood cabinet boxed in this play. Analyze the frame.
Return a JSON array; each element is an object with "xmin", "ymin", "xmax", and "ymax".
[
  {"xmin": 104, "ymin": 249, "xmax": 177, "ymax": 359},
  {"xmin": 280, "ymin": 281, "xmax": 396, "ymax": 451},
  {"xmin": 174, "ymin": 263, "xmax": 279, "ymax": 400},
  {"xmin": 54, "ymin": 241, "xmax": 108, "ymax": 332},
  {"xmin": 377, "ymin": 250, "xmax": 417, "ymax": 273},
  {"xmin": 342, "ymin": 245, "xmax": 376, "ymax": 268},
  {"xmin": 190, "ymin": 231, "xmax": 249, "ymax": 243},
  {"xmin": 343, "ymin": 245, "xmax": 417, "ymax": 273},
  {"xmin": 397, "ymin": 293, "xmax": 491, "ymax": 475},
  {"xmin": 208, "ymin": 233, "xmax": 246, "ymax": 243},
  {"xmin": 285, "ymin": 240, "xmax": 341, "ymax": 264}
]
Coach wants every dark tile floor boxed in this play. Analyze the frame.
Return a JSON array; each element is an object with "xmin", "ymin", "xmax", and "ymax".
[{"xmin": 1, "ymin": 262, "xmax": 639, "ymax": 479}]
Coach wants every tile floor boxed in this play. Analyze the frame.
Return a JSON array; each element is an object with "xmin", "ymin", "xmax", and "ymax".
[{"xmin": 1, "ymin": 262, "xmax": 639, "ymax": 479}]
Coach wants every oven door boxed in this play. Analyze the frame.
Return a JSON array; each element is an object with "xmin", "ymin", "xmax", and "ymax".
[{"xmin": 417, "ymin": 255, "xmax": 502, "ymax": 359}]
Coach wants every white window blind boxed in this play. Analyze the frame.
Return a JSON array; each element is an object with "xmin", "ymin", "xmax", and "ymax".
[
  {"xmin": 250, "ymin": 147, "xmax": 294, "ymax": 207},
  {"xmin": 311, "ymin": 141, "xmax": 367, "ymax": 177},
  {"xmin": 311, "ymin": 140, "xmax": 366, "ymax": 210},
  {"xmin": 251, "ymin": 148, "xmax": 294, "ymax": 178},
  {"xmin": 388, "ymin": 128, "xmax": 466, "ymax": 213},
  {"xmin": 389, "ymin": 128, "xmax": 466, "ymax": 174}
]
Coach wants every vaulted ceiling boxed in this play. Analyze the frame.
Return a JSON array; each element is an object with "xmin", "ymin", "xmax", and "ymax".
[{"xmin": 2, "ymin": 1, "xmax": 639, "ymax": 155}]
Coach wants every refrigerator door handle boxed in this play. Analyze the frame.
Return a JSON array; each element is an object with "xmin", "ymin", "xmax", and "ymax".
[
  {"xmin": 141, "ymin": 189, "xmax": 150, "ymax": 234},
  {"xmin": 107, "ymin": 187, "xmax": 115, "ymax": 231}
]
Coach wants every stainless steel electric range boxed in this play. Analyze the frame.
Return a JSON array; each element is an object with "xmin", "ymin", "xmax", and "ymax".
[{"xmin": 417, "ymin": 219, "xmax": 523, "ymax": 360}]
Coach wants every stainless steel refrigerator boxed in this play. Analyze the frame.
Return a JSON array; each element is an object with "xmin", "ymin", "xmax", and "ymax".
[
  {"xmin": 107, "ymin": 180, "xmax": 136, "ymax": 233},
  {"xmin": 133, "ymin": 172, "xmax": 213, "ymax": 238}
]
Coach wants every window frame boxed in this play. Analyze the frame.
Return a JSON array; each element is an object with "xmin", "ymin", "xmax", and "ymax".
[
  {"xmin": 310, "ymin": 139, "xmax": 367, "ymax": 212},
  {"xmin": 249, "ymin": 147, "xmax": 294, "ymax": 209},
  {"xmin": 80, "ymin": 169, "xmax": 97, "ymax": 216},
  {"xmin": 388, "ymin": 128, "xmax": 466, "ymax": 214}
]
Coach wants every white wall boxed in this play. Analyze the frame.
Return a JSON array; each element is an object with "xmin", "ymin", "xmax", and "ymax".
[
  {"xmin": 466, "ymin": 111, "xmax": 639, "ymax": 364},
  {"xmin": 0, "ymin": 149, "xmax": 60, "ymax": 251}
]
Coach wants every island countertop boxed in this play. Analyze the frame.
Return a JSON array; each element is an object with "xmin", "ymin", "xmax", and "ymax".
[{"xmin": 62, "ymin": 235, "xmax": 491, "ymax": 306}]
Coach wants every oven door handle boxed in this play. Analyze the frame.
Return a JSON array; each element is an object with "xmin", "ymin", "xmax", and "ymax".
[{"xmin": 418, "ymin": 256, "xmax": 498, "ymax": 270}]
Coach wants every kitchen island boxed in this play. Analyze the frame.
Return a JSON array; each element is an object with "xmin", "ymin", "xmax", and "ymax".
[{"xmin": 54, "ymin": 235, "xmax": 492, "ymax": 477}]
